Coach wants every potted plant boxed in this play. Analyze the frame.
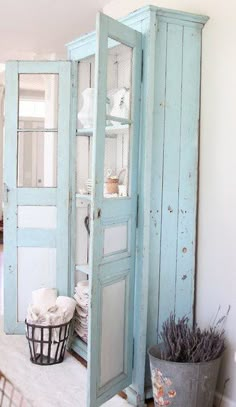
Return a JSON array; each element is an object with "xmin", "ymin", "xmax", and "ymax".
[{"xmin": 148, "ymin": 313, "xmax": 227, "ymax": 407}]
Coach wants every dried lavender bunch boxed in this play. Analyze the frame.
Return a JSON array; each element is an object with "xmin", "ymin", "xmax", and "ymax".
[{"xmin": 159, "ymin": 311, "xmax": 228, "ymax": 363}]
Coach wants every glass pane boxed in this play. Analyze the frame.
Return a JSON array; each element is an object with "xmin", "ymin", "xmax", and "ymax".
[
  {"xmin": 17, "ymin": 131, "xmax": 57, "ymax": 187},
  {"xmin": 17, "ymin": 247, "xmax": 56, "ymax": 322},
  {"xmin": 76, "ymin": 199, "xmax": 90, "ymax": 267},
  {"xmin": 76, "ymin": 135, "xmax": 92, "ymax": 194},
  {"xmin": 77, "ymin": 56, "xmax": 95, "ymax": 129},
  {"xmin": 104, "ymin": 124, "xmax": 130, "ymax": 197},
  {"xmin": 18, "ymin": 206, "xmax": 57, "ymax": 229},
  {"xmin": 107, "ymin": 41, "xmax": 132, "ymax": 121},
  {"xmin": 18, "ymin": 74, "xmax": 59, "ymax": 129},
  {"xmin": 103, "ymin": 223, "xmax": 128, "ymax": 256},
  {"xmin": 100, "ymin": 279, "xmax": 126, "ymax": 387}
]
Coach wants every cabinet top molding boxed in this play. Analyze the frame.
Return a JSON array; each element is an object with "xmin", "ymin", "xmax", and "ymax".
[
  {"xmin": 147, "ymin": 5, "xmax": 208, "ymax": 24},
  {"xmin": 66, "ymin": 5, "xmax": 209, "ymax": 51}
]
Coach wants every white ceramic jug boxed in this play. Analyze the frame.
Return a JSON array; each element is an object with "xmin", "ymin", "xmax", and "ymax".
[{"xmin": 78, "ymin": 88, "xmax": 95, "ymax": 128}]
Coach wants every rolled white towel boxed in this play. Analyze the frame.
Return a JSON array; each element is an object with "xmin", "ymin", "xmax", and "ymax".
[
  {"xmin": 56, "ymin": 296, "xmax": 76, "ymax": 323},
  {"xmin": 32, "ymin": 288, "xmax": 57, "ymax": 313}
]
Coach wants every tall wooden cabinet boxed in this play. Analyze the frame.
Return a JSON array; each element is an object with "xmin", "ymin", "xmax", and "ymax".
[{"xmin": 4, "ymin": 5, "xmax": 208, "ymax": 406}]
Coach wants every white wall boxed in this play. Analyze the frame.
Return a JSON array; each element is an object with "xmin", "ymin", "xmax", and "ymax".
[
  {"xmin": 0, "ymin": 86, "xmax": 4, "ymax": 221},
  {"xmin": 103, "ymin": 0, "xmax": 236, "ymax": 405}
]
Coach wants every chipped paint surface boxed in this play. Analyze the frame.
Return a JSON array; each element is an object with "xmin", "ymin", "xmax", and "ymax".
[{"xmin": 151, "ymin": 368, "xmax": 176, "ymax": 406}]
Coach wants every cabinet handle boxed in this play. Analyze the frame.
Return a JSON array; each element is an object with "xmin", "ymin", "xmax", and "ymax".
[{"xmin": 84, "ymin": 215, "xmax": 90, "ymax": 235}]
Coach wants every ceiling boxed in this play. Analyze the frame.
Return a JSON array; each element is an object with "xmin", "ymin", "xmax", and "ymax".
[{"xmin": 0, "ymin": 0, "xmax": 111, "ymax": 62}]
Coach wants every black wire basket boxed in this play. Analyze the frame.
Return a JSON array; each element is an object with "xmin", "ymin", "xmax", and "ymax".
[
  {"xmin": 0, "ymin": 370, "xmax": 32, "ymax": 406},
  {"xmin": 25, "ymin": 319, "xmax": 72, "ymax": 366}
]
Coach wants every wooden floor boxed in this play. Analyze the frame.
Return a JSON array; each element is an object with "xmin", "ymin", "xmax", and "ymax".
[
  {"xmin": 120, "ymin": 394, "xmax": 154, "ymax": 406},
  {"xmin": 119, "ymin": 392, "xmax": 154, "ymax": 406}
]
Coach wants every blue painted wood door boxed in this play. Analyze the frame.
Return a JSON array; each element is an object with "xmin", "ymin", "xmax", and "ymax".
[
  {"xmin": 4, "ymin": 61, "xmax": 74, "ymax": 333},
  {"xmin": 88, "ymin": 13, "xmax": 142, "ymax": 406}
]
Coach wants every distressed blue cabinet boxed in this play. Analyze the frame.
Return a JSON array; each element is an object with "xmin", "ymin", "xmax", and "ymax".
[
  {"xmin": 4, "ymin": 5, "xmax": 208, "ymax": 407},
  {"xmin": 67, "ymin": 6, "xmax": 208, "ymax": 405}
]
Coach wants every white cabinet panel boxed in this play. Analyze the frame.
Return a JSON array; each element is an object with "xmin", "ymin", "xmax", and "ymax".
[{"xmin": 17, "ymin": 247, "xmax": 56, "ymax": 322}]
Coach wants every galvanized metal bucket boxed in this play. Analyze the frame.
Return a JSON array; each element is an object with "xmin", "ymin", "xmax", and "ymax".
[{"xmin": 148, "ymin": 344, "xmax": 221, "ymax": 407}]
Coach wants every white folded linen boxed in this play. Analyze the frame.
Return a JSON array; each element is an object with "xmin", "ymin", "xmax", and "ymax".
[
  {"xmin": 27, "ymin": 291, "xmax": 76, "ymax": 326},
  {"xmin": 74, "ymin": 281, "xmax": 89, "ymax": 344},
  {"xmin": 75, "ymin": 280, "xmax": 89, "ymax": 292},
  {"xmin": 26, "ymin": 304, "xmax": 64, "ymax": 325},
  {"xmin": 75, "ymin": 306, "xmax": 88, "ymax": 319},
  {"xmin": 75, "ymin": 281, "xmax": 89, "ymax": 295},
  {"xmin": 74, "ymin": 295, "xmax": 89, "ymax": 308}
]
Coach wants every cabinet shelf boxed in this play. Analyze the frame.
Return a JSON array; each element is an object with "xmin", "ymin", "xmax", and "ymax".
[
  {"xmin": 75, "ymin": 264, "xmax": 90, "ymax": 275},
  {"xmin": 76, "ymin": 124, "xmax": 129, "ymax": 137},
  {"xmin": 76, "ymin": 193, "xmax": 91, "ymax": 202}
]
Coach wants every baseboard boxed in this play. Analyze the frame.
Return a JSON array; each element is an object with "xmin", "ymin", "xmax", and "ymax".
[{"xmin": 215, "ymin": 392, "xmax": 236, "ymax": 407}]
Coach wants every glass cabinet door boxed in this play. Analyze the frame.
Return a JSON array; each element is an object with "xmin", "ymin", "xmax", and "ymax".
[
  {"xmin": 87, "ymin": 12, "xmax": 142, "ymax": 406},
  {"xmin": 4, "ymin": 61, "xmax": 75, "ymax": 333}
]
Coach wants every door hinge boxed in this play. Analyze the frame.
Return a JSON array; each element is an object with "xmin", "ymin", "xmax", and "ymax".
[
  {"xmin": 68, "ymin": 190, "xmax": 73, "ymax": 212},
  {"xmin": 93, "ymin": 208, "xmax": 102, "ymax": 220},
  {"xmin": 141, "ymin": 49, "xmax": 144, "ymax": 82},
  {"xmin": 136, "ymin": 194, "xmax": 139, "ymax": 228},
  {"xmin": 4, "ymin": 183, "xmax": 9, "ymax": 204}
]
